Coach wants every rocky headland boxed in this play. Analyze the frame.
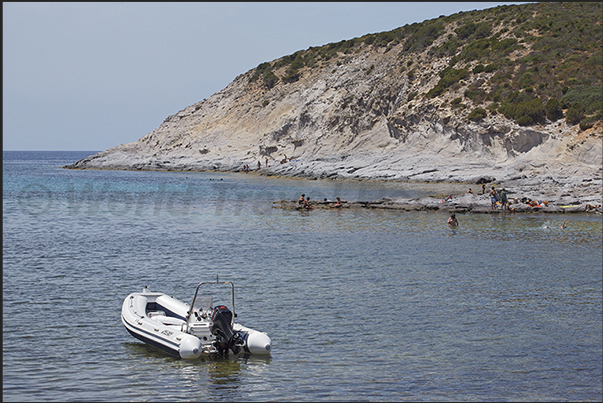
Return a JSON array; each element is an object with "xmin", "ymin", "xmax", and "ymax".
[{"xmin": 64, "ymin": 3, "xmax": 602, "ymax": 211}]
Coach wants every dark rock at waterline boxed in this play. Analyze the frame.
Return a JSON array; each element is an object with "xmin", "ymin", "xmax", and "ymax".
[{"xmin": 273, "ymin": 196, "xmax": 600, "ymax": 215}]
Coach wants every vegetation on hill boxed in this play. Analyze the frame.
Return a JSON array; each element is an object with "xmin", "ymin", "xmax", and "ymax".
[{"xmin": 249, "ymin": 2, "xmax": 602, "ymax": 129}]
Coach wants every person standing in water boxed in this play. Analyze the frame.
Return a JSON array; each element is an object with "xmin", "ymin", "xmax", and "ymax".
[
  {"xmin": 500, "ymin": 188, "xmax": 508, "ymax": 210},
  {"xmin": 447, "ymin": 214, "xmax": 459, "ymax": 227}
]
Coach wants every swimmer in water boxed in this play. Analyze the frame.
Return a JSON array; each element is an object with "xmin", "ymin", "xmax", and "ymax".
[{"xmin": 447, "ymin": 214, "xmax": 459, "ymax": 228}]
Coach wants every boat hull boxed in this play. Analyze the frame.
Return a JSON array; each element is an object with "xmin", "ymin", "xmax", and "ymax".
[
  {"xmin": 123, "ymin": 318, "xmax": 182, "ymax": 357},
  {"xmin": 121, "ymin": 289, "xmax": 270, "ymax": 359}
]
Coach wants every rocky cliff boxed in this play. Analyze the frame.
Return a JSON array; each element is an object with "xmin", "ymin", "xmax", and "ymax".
[{"xmin": 65, "ymin": 2, "xmax": 602, "ymax": 202}]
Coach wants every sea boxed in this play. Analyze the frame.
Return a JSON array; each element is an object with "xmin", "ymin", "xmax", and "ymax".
[{"xmin": 3, "ymin": 151, "xmax": 602, "ymax": 402}]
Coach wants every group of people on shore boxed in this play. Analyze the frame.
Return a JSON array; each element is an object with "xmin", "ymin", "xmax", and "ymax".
[
  {"xmin": 295, "ymin": 190, "xmax": 580, "ymax": 230},
  {"xmin": 298, "ymin": 193, "xmax": 312, "ymax": 209},
  {"xmin": 243, "ymin": 156, "xmax": 294, "ymax": 173},
  {"xmin": 489, "ymin": 186, "xmax": 509, "ymax": 210},
  {"xmin": 460, "ymin": 186, "xmax": 534, "ymax": 212},
  {"xmin": 484, "ymin": 185, "xmax": 552, "ymax": 211},
  {"xmin": 297, "ymin": 194, "xmax": 342, "ymax": 210}
]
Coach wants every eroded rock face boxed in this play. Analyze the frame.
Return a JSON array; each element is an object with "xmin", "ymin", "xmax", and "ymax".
[{"xmin": 65, "ymin": 21, "xmax": 602, "ymax": 203}]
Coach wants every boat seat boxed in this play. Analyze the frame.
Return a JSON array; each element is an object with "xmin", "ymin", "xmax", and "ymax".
[
  {"xmin": 148, "ymin": 311, "xmax": 166, "ymax": 318},
  {"xmin": 152, "ymin": 315, "xmax": 186, "ymax": 326}
]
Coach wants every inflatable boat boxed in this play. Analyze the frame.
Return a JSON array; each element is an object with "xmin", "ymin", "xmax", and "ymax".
[{"xmin": 121, "ymin": 279, "xmax": 271, "ymax": 359}]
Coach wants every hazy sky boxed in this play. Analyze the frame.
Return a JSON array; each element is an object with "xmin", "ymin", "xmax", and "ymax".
[{"xmin": 3, "ymin": 2, "xmax": 527, "ymax": 151}]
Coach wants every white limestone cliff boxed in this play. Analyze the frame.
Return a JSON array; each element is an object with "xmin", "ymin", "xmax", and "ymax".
[{"xmin": 65, "ymin": 22, "xmax": 602, "ymax": 205}]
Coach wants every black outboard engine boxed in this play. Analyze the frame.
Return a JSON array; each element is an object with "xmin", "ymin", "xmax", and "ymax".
[{"xmin": 210, "ymin": 305, "xmax": 242, "ymax": 355}]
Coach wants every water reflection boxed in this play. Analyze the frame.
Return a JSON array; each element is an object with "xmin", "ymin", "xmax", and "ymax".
[{"xmin": 122, "ymin": 341, "xmax": 277, "ymax": 400}]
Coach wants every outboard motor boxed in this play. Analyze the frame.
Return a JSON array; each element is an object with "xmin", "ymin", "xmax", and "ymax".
[{"xmin": 210, "ymin": 305, "xmax": 242, "ymax": 355}]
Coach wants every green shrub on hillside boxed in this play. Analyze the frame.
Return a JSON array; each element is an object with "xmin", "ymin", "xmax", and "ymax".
[
  {"xmin": 427, "ymin": 68, "xmax": 469, "ymax": 98},
  {"xmin": 499, "ymin": 95, "xmax": 546, "ymax": 126},
  {"xmin": 262, "ymin": 71, "xmax": 279, "ymax": 88},
  {"xmin": 433, "ymin": 36, "xmax": 460, "ymax": 57},
  {"xmin": 282, "ymin": 68, "xmax": 300, "ymax": 84},
  {"xmin": 492, "ymin": 38, "xmax": 520, "ymax": 54},
  {"xmin": 465, "ymin": 88, "xmax": 487, "ymax": 104},
  {"xmin": 472, "ymin": 64, "xmax": 485, "ymax": 74},
  {"xmin": 403, "ymin": 21, "xmax": 445, "ymax": 53},
  {"xmin": 579, "ymin": 116, "xmax": 597, "ymax": 131},
  {"xmin": 455, "ymin": 21, "xmax": 491, "ymax": 41},
  {"xmin": 249, "ymin": 62, "xmax": 272, "ymax": 82},
  {"xmin": 518, "ymin": 71, "xmax": 536, "ymax": 89},
  {"xmin": 468, "ymin": 107, "xmax": 487, "ymax": 121},
  {"xmin": 561, "ymin": 86, "xmax": 603, "ymax": 115},
  {"xmin": 459, "ymin": 38, "xmax": 492, "ymax": 62},
  {"xmin": 545, "ymin": 98, "xmax": 564, "ymax": 121},
  {"xmin": 484, "ymin": 63, "xmax": 498, "ymax": 73},
  {"xmin": 249, "ymin": 62, "xmax": 279, "ymax": 89},
  {"xmin": 455, "ymin": 21, "xmax": 478, "ymax": 40},
  {"xmin": 566, "ymin": 102, "xmax": 585, "ymax": 125}
]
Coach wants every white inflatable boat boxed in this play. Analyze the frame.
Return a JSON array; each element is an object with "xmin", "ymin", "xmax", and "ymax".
[{"xmin": 121, "ymin": 279, "xmax": 271, "ymax": 359}]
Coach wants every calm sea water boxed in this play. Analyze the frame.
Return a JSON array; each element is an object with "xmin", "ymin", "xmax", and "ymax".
[{"xmin": 3, "ymin": 151, "xmax": 602, "ymax": 402}]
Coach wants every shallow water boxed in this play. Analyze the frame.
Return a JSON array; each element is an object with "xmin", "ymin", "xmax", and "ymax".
[{"xmin": 3, "ymin": 151, "xmax": 602, "ymax": 401}]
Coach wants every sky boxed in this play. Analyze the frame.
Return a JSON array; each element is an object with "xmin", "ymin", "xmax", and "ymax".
[{"xmin": 3, "ymin": 2, "xmax": 528, "ymax": 151}]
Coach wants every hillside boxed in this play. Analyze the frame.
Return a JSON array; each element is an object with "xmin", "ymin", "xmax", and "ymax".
[{"xmin": 65, "ymin": 2, "xmax": 602, "ymax": 202}]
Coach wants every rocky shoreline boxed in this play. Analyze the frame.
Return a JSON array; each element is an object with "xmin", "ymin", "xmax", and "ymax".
[
  {"xmin": 269, "ymin": 175, "xmax": 602, "ymax": 215},
  {"xmin": 273, "ymin": 193, "xmax": 602, "ymax": 215},
  {"xmin": 65, "ymin": 155, "xmax": 603, "ymax": 214}
]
